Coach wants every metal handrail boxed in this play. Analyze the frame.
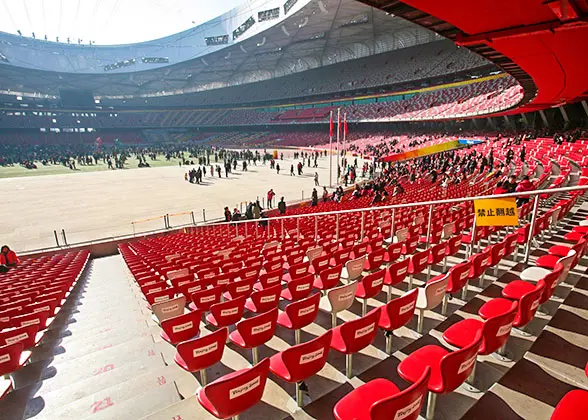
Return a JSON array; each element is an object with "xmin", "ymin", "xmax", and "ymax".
[
  {"xmin": 20, "ymin": 183, "xmax": 588, "ymax": 257},
  {"xmin": 202, "ymin": 184, "xmax": 588, "ymax": 228}
]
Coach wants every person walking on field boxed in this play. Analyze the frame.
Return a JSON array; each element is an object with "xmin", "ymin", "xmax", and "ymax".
[
  {"xmin": 278, "ymin": 197, "xmax": 286, "ymax": 214},
  {"xmin": 276, "ymin": 163, "xmax": 280, "ymax": 174},
  {"xmin": 314, "ymin": 172, "xmax": 320, "ymax": 186},
  {"xmin": 290, "ymin": 164, "xmax": 295, "ymax": 176}
]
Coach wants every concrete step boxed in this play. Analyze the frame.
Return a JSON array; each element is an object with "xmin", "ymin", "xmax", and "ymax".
[
  {"xmin": 86, "ymin": 382, "xmax": 181, "ymax": 420},
  {"xmin": 30, "ymin": 355, "xmax": 165, "ymax": 397},
  {"xmin": 139, "ymin": 396, "xmax": 213, "ymax": 420},
  {"xmin": 27, "ymin": 365, "xmax": 197, "ymax": 419}
]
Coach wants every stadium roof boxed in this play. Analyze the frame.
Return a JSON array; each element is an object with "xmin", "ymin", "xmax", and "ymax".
[
  {"xmin": 0, "ymin": 0, "xmax": 442, "ymax": 98},
  {"xmin": 360, "ymin": 0, "xmax": 588, "ymax": 112}
]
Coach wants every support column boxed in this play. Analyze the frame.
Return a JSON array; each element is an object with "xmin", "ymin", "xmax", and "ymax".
[
  {"xmin": 539, "ymin": 110, "xmax": 549, "ymax": 127},
  {"xmin": 581, "ymin": 100, "xmax": 588, "ymax": 117}
]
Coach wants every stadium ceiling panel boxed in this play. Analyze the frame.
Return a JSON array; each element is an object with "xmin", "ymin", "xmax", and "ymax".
[
  {"xmin": 0, "ymin": 0, "xmax": 446, "ymax": 98},
  {"xmin": 358, "ymin": 0, "xmax": 588, "ymax": 112}
]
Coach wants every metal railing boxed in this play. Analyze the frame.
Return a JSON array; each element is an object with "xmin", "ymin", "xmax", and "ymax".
[{"xmin": 23, "ymin": 184, "xmax": 588, "ymax": 258}]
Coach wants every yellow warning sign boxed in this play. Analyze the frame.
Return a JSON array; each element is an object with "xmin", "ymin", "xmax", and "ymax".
[{"xmin": 474, "ymin": 197, "xmax": 519, "ymax": 226}]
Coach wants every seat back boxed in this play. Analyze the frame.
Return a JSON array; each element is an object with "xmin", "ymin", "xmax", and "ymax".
[
  {"xmin": 386, "ymin": 242, "xmax": 403, "ymax": 263},
  {"xmin": 152, "ymin": 295, "xmax": 187, "ymax": 322},
  {"xmin": 442, "ymin": 222, "xmax": 456, "ymax": 239},
  {"xmin": 489, "ymin": 241, "xmax": 506, "ymax": 267},
  {"xmin": 367, "ymin": 248, "xmax": 386, "ymax": 269},
  {"xmin": 257, "ymin": 269, "xmax": 282, "ymax": 289},
  {"xmin": 284, "ymin": 292, "xmax": 321, "ymax": 329},
  {"xmin": 503, "ymin": 233, "xmax": 518, "ymax": 257},
  {"xmin": 11, "ymin": 309, "xmax": 51, "ymax": 330},
  {"xmin": 209, "ymin": 296, "xmax": 246, "ymax": 327},
  {"xmin": 0, "ymin": 342, "xmax": 24, "ymax": 376},
  {"xmin": 515, "ymin": 280, "xmax": 545, "ymax": 327},
  {"xmin": 539, "ymin": 264, "xmax": 564, "ymax": 303},
  {"xmin": 395, "ymin": 227, "xmax": 409, "ymax": 243},
  {"xmin": 352, "ymin": 242, "xmax": 369, "ymax": 258},
  {"xmin": 306, "ymin": 246, "xmax": 323, "ymax": 262},
  {"xmin": 311, "ymin": 254, "xmax": 331, "ymax": 274},
  {"xmin": 167, "ymin": 268, "xmax": 190, "ymax": 280},
  {"xmin": 429, "ymin": 242, "xmax": 447, "ymax": 265},
  {"xmin": 403, "ymin": 235, "xmax": 420, "ymax": 255},
  {"xmin": 326, "ymin": 281, "xmax": 357, "ymax": 314},
  {"xmin": 337, "ymin": 307, "xmax": 381, "ymax": 353},
  {"xmin": 190, "ymin": 286, "xmax": 223, "ymax": 311},
  {"xmin": 161, "ymin": 310, "xmax": 202, "ymax": 344},
  {"xmin": 225, "ymin": 278, "xmax": 255, "ymax": 300},
  {"xmin": 469, "ymin": 248, "xmax": 490, "ymax": 279},
  {"xmin": 145, "ymin": 288, "xmax": 174, "ymax": 305},
  {"xmin": 318, "ymin": 264, "xmax": 342, "ymax": 290},
  {"xmin": 409, "ymin": 249, "xmax": 430, "ymax": 275},
  {"xmin": 199, "ymin": 358, "xmax": 270, "ymax": 419},
  {"xmin": 0, "ymin": 324, "xmax": 39, "ymax": 349},
  {"xmin": 447, "ymin": 261, "xmax": 471, "ymax": 294},
  {"xmin": 287, "ymin": 261, "xmax": 311, "ymax": 281},
  {"xmin": 370, "ymin": 367, "xmax": 431, "ymax": 420},
  {"xmin": 359, "ymin": 269, "xmax": 385, "ymax": 299},
  {"xmin": 235, "ymin": 308, "xmax": 278, "ymax": 348},
  {"xmin": 480, "ymin": 301, "xmax": 518, "ymax": 355},
  {"xmin": 333, "ymin": 247, "xmax": 352, "ymax": 266},
  {"xmin": 285, "ymin": 274, "xmax": 314, "ymax": 301},
  {"xmin": 379, "ymin": 289, "xmax": 418, "ymax": 331},
  {"xmin": 344, "ymin": 256, "xmax": 366, "ymax": 281},
  {"xmin": 279, "ymin": 329, "xmax": 333, "ymax": 382},
  {"xmin": 385, "ymin": 258, "xmax": 410, "ymax": 286},
  {"xmin": 439, "ymin": 330, "xmax": 483, "ymax": 393},
  {"xmin": 248, "ymin": 284, "xmax": 282, "ymax": 313},
  {"xmin": 422, "ymin": 273, "xmax": 449, "ymax": 310},
  {"xmin": 176, "ymin": 327, "xmax": 227, "ymax": 372},
  {"xmin": 445, "ymin": 235, "xmax": 462, "ymax": 257}
]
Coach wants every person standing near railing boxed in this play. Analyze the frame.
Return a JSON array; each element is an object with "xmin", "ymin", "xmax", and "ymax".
[{"xmin": 516, "ymin": 175, "xmax": 535, "ymax": 206}]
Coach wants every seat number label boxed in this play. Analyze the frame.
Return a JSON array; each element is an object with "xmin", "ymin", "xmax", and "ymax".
[
  {"xmin": 497, "ymin": 322, "xmax": 513, "ymax": 336},
  {"xmin": 394, "ymin": 395, "xmax": 423, "ymax": 420},
  {"xmin": 458, "ymin": 355, "xmax": 477, "ymax": 374},
  {"xmin": 172, "ymin": 321, "xmax": 193, "ymax": 333},
  {"xmin": 354, "ymin": 324, "xmax": 375, "ymax": 339},
  {"xmin": 399, "ymin": 302, "xmax": 416, "ymax": 315},
  {"xmin": 251, "ymin": 321, "xmax": 272, "ymax": 335},
  {"xmin": 300, "ymin": 348, "xmax": 324, "ymax": 364},
  {"xmin": 229, "ymin": 376, "xmax": 261, "ymax": 399},
  {"xmin": 193, "ymin": 342, "xmax": 218, "ymax": 357}
]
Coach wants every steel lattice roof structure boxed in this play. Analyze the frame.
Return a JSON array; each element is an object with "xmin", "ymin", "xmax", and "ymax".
[{"xmin": 0, "ymin": 0, "xmax": 449, "ymax": 99}]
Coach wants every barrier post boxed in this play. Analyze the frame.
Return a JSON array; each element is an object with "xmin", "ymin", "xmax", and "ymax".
[
  {"xmin": 426, "ymin": 204, "xmax": 434, "ymax": 245},
  {"xmin": 390, "ymin": 208, "xmax": 396, "ymax": 243},
  {"xmin": 202, "ymin": 209, "xmax": 206, "ymax": 222},
  {"xmin": 245, "ymin": 221, "xmax": 248, "ymax": 237},
  {"xmin": 235, "ymin": 223, "xmax": 238, "ymax": 238},
  {"xmin": 281, "ymin": 219, "xmax": 284, "ymax": 239},
  {"xmin": 469, "ymin": 214, "xmax": 477, "ymax": 258},
  {"xmin": 360, "ymin": 211, "xmax": 365, "ymax": 241},
  {"xmin": 297, "ymin": 218, "xmax": 300, "ymax": 241},
  {"xmin": 53, "ymin": 230, "xmax": 60, "ymax": 247},
  {"xmin": 314, "ymin": 216, "xmax": 318, "ymax": 242},
  {"xmin": 165, "ymin": 214, "xmax": 170, "ymax": 229},
  {"xmin": 302, "ymin": 190, "xmax": 304, "ymax": 201},
  {"xmin": 191, "ymin": 211, "xmax": 196, "ymax": 225},
  {"xmin": 336, "ymin": 214, "xmax": 340, "ymax": 242},
  {"xmin": 61, "ymin": 229, "xmax": 68, "ymax": 246},
  {"xmin": 524, "ymin": 195, "xmax": 540, "ymax": 264}
]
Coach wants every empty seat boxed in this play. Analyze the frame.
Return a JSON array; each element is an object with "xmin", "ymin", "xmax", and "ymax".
[
  {"xmin": 175, "ymin": 327, "xmax": 228, "ymax": 385},
  {"xmin": 281, "ymin": 273, "xmax": 314, "ymax": 301},
  {"xmin": 152, "ymin": 295, "xmax": 186, "ymax": 323},
  {"xmin": 397, "ymin": 330, "xmax": 483, "ymax": 420},
  {"xmin": 313, "ymin": 264, "xmax": 342, "ymax": 291},
  {"xmin": 415, "ymin": 273, "xmax": 449, "ymax": 333},
  {"xmin": 245, "ymin": 284, "xmax": 282, "ymax": 313},
  {"xmin": 341, "ymin": 256, "xmax": 366, "ymax": 282},
  {"xmin": 229, "ymin": 308, "xmax": 278, "ymax": 365},
  {"xmin": 384, "ymin": 258, "xmax": 410, "ymax": 302},
  {"xmin": 160, "ymin": 310, "xmax": 201, "ymax": 345},
  {"xmin": 206, "ymin": 296, "xmax": 246, "ymax": 328},
  {"xmin": 333, "ymin": 366, "xmax": 430, "ymax": 420},
  {"xmin": 355, "ymin": 269, "xmax": 385, "ymax": 316},
  {"xmin": 379, "ymin": 289, "xmax": 418, "ymax": 354},
  {"xmin": 198, "ymin": 358, "xmax": 270, "ymax": 419},
  {"xmin": 330, "ymin": 307, "xmax": 381, "ymax": 378},
  {"xmin": 277, "ymin": 292, "xmax": 321, "ymax": 344},
  {"xmin": 269, "ymin": 330, "xmax": 333, "ymax": 407},
  {"xmin": 321, "ymin": 281, "xmax": 358, "ymax": 328}
]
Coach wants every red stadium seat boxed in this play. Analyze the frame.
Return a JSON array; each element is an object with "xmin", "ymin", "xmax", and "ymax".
[
  {"xmin": 378, "ymin": 289, "xmax": 418, "ymax": 353},
  {"xmin": 160, "ymin": 310, "xmax": 202, "ymax": 345},
  {"xmin": 397, "ymin": 330, "xmax": 483, "ymax": 419},
  {"xmin": 277, "ymin": 292, "xmax": 321, "ymax": 344},
  {"xmin": 229, "ymin": 308, "xmax": 278, "ymax": 365},
  {"xmin": 198, "ymin": 358, "xmax": 270, "ymax": 419},
  {"xmin": 175, "ymin": 327, "xmax": 228, "ymax": 385},
  {"xmin": 245, "ymin": 284, "xmax": 282, "ymax": 313},
  {"xmin": 269, "ymin": 330, "xmax": 333, "ymax": 407},
  {"xmin": 206, "ymin": 296, "xmax": 246, "ymax": 328},
  {"xmin": 333, "ymin": 367, "xmax": 430, "ymax": 420},
  {"xmin": 330, "ymin": 307, "xmax": 381, "ymax": 378},
  {"xmin": 281, "ymin": 274, "xmax": 314, "ymax": 301},
  {"xmin": 355, "ymin": 269, "xmax": 385, "ymax": 316}
]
